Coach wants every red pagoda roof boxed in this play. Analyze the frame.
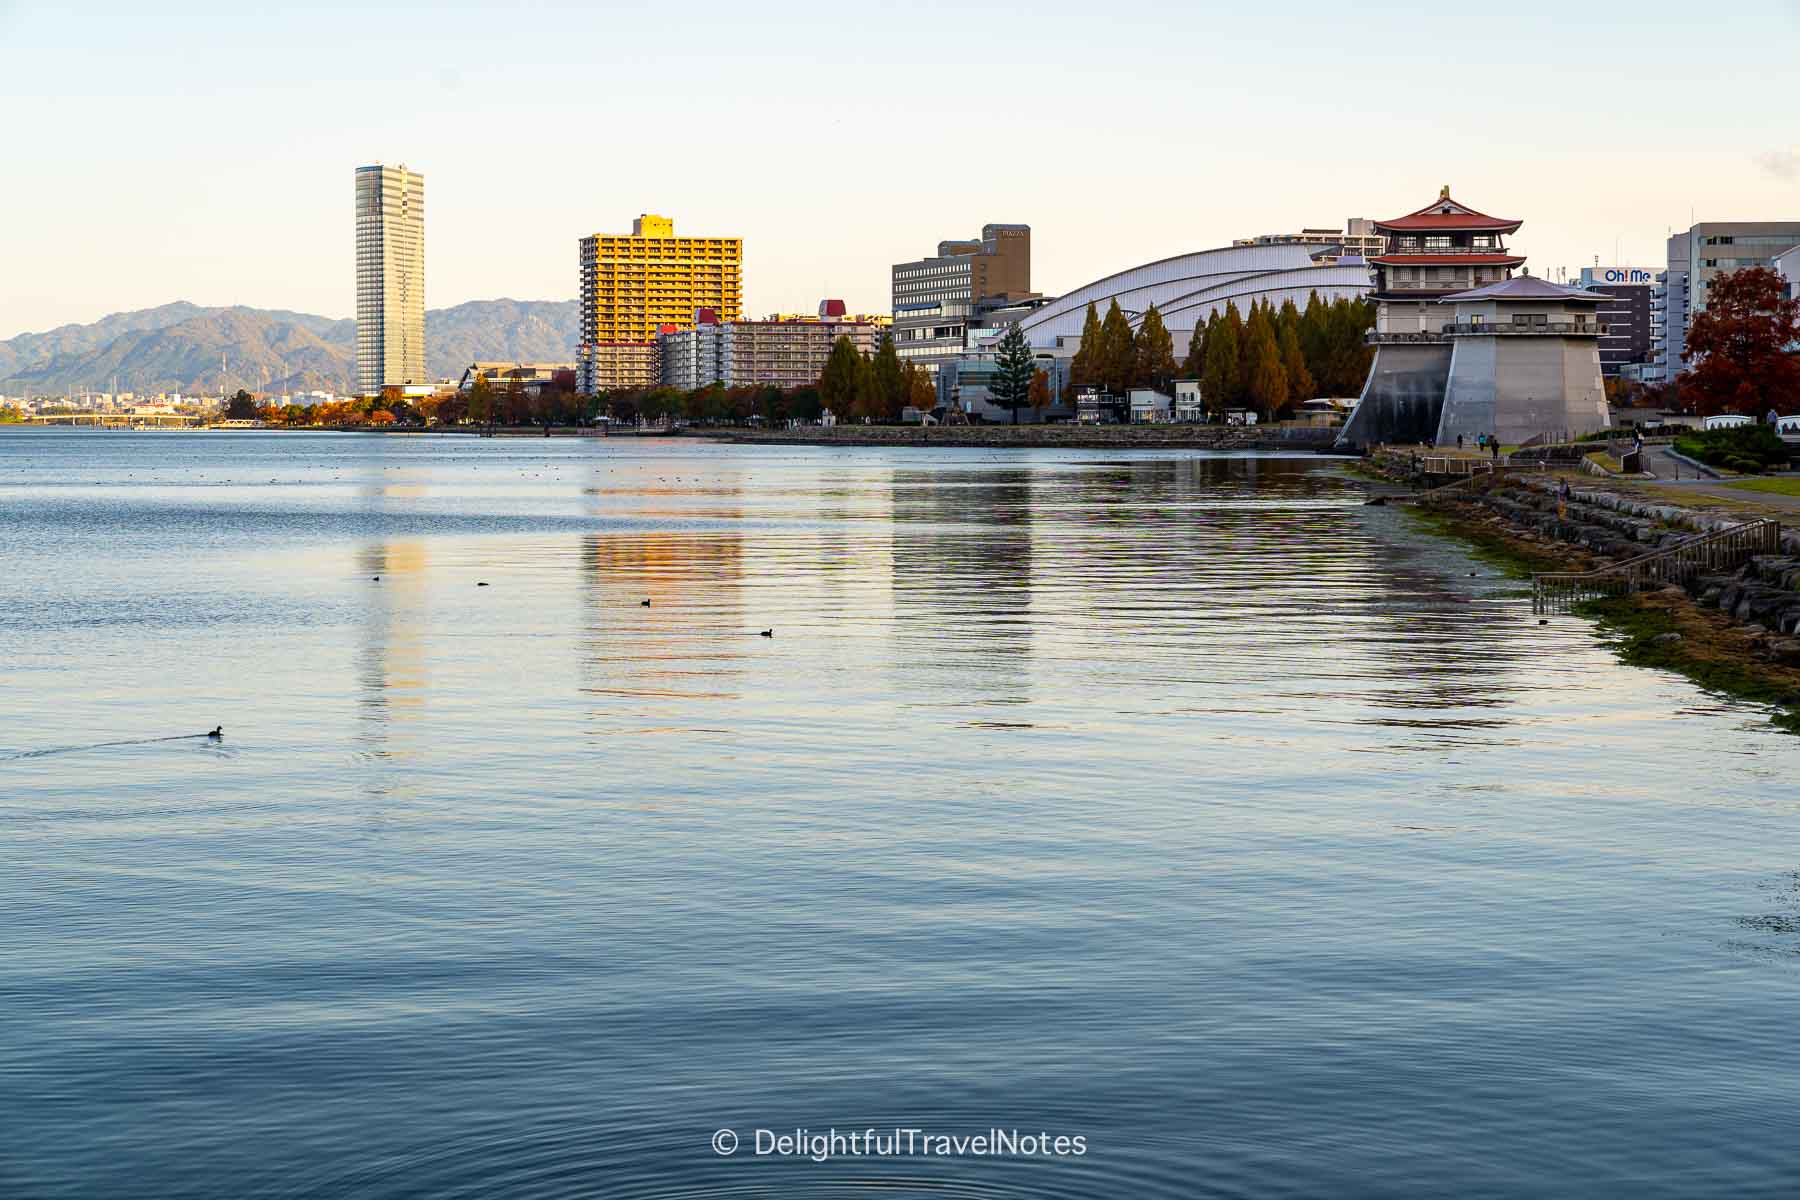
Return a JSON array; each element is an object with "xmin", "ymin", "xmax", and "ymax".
[
  {"xmin": 1370, "ymin": 253, "xmax": 1525, "ymax": 266},
  {"xmin": 1374, "ymin": 188, "xmax": 1522, "ymax": 234}
]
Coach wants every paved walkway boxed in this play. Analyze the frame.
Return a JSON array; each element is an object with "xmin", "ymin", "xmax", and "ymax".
[{"xmin": 1630, "ymin": 446, "xmax": 1800, "ymax": 512}]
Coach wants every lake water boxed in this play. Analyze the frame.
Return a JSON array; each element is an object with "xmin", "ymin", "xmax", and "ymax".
[{"xmin": 3, "ymin": 429, "xmax": 1798, "ymax": 1199}]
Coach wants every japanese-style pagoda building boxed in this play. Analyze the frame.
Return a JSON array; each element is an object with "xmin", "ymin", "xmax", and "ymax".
[{"xmin": 1338, "ymin": 187, "xmax": 1609, "ymax": 448}]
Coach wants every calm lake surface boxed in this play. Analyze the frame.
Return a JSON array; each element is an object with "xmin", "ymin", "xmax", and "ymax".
[{"xmin": 3, "ymin": 428, "xmax": 1799, "ymax": 1199}]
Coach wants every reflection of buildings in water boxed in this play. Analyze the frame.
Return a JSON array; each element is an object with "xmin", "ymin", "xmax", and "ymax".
[
  {"xmin": 577, "ymin": 532, "xmax": 747, "ymax": 704},
  {"xmin": 889, "ymin": 468, "xmax": 1035, "ymax": 706}
]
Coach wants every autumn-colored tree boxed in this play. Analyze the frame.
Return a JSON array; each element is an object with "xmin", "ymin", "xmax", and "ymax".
[
  {"xmin": 1097, "ymin": 300, "xmax": 1135, "ymax": 396},
  {"xmin": 904, "ymin": 362, "xmax": 936, "ymax": 414},
  {"xmin": 1069, "ymin": 302, "xmax": 1103, "ymax": 391},
  {"xmin": 1243, "ymin": 305, "xmax": 1288, "ymax": 419},
  {"xmin": 1201, "ymin": 307, "xmax": 1241, "ymax": 419},
  {"xmin": 1683, "ymin": 267, "xmax": 1800, "ymax": 417},
  {"xmin": 1183, "ymin": 319, "xmax": 1207, "ymax": 378},
  {"xmin": 1133, "ymin": 304, "xmax": 1178, "ymax": 393},
  {"xmin": 1278, "ymin": 321, "xmax": 1314, "ymax": 402},
  {"xmin": 1028, "ymin": 368, "xmax": 1052, "ymax": 417}
]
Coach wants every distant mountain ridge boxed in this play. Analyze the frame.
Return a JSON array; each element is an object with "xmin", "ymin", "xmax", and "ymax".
[{"xmin": 0, "ymin": 299, "xmax": 580, "ymax": 395}]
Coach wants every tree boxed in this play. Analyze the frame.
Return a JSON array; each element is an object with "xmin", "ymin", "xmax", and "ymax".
[
  {"xmin": 1200, "ymin": 307, "xmax": 1241, "ymax": 420},
  {"xmin": 1243, "ymin": 305, "xmax": 1288, "ymax": 419},
  {"xmin": 871, "ymin": 332, "xmax": 905, "ymax": 422},
  {"xmin": 1133, "ymin": 304, "xmax": 1178, "ymax": 392},
  {"xmin": 1278, "ymin": 321, "xmax": 1314, "ymax": 402},
  {"xmin": 1683, "ymin": 266, "xmax": 1800, "ymax": 417},
  {"xmin": 1224, "ymin": 303, "xmax": 1248, "ymax": 404},
  {"xmin": 1183, "ymin": 319, "xmax": 1207, "ymax": 379},
  {"xmin": 818, "ymin": 335, "xmax": 863, "ymax": 419},
  {"xmin": 467, "ymin": 376, "xmax": 495, "ymax": 425},
  {"xmin": 990, "ymin": 325, "xmax": 1037, "ymax": 424},
  {"xmin": 904, "ymin": 362, "xmax": 936, "ymax": 415},
  {"xmin": 1070, "ymin": 302, "xmax": 1103, "ymax": 391},
  {"xmin": 788, "ymin": 384, "xmax": 824, "ymax": 423},
  {"xmin": 1097, "ymin": 300, "xmax": 1135, "ymax": 396},
  {"xmin": 225, "ymin": 389, "xmax": 258, "ymax": 420},
  {"xmin": 1028, "ymin": 368, "xmax": 1052, "ymax": 418}
]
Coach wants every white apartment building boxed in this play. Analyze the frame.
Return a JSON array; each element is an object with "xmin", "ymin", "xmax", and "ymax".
[
  {"xmin": 355, "ymin": 164, "xmax": 426, "ymax": 397},
  {"xmin": 659, "ymin": 310, "xmax": 883, "ymax": 391}
]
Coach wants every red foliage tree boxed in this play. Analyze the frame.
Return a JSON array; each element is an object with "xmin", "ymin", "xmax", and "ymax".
[{"xmin": 1682, "ymin": 267, "xmax": 1800, "ymax": 417}]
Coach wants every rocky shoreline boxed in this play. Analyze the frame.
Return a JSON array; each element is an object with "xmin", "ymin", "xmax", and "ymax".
[{"xmin": 1368, "ymin": 451, "xmax": 1800, "ymax": 728}]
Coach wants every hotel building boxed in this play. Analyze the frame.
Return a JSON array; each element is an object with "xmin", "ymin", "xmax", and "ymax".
[
  {"xmin": 354, "ymin": 164, "xmax": 426, "ymax": 397},
  {"xmin": 577, "ymin": 214, "xmax": 743, "ymax": 392}
]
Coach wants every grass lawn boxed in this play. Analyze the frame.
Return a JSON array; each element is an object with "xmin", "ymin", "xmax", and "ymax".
[
  {"xmin": 1725, "ymin": 477, "xmax": 1800, "ymax": 498},
  {"xmin": 1584, "ymin": 451, "xmax": 1623, "ymax": 473}
]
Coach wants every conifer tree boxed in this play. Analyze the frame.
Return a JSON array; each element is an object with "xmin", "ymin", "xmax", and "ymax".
[
  {"xmin": 872, "ymin": 331, "xmax": 904, "ymax": 421},
  {"xmin": 1200, "ymin": 308, "xmax": 1240, "ymax": 420},
  {"xmin": 1223, "ymin": 303, "xmax": 1248, "ymax": 405},
  {"xmin": 1183, "ymin": 319, "xmax": 1207, "ymax": 378},
  {"xmin": 990, "ymin": 325, "xmax": 1037, "ymax": 424},
  {"xmin": 1098, "ymin": 300, "xmax": 1135, "ymax": 396},
  {"xmin": 1133, "ymin": 304, "xmax": 1178, "ymax": 393},
  {"xmin": 819, "ymin": 335, "xmax": 863, "ymax": 418},
  {"xmin": 1244, "ymin": 306, "xmax": 1288, "ymax": 419},
  {"xmin": 1070, "ymin": 302, "xmax": 1102, "ymax": 389},
  {"xmin": 1279, "ymin": 321, "xmax": 1314, "ymax": 401}
]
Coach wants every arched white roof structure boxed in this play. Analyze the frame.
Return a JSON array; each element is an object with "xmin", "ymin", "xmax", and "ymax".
[{"xmin": 1015, "ymin": 243, "xmax": 1373, "ymax": 348}]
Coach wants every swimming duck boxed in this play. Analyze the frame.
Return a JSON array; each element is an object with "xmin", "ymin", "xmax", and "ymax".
[{"xmin": 207, "ymin": 726, "xmax": 223, "ymax": 739}]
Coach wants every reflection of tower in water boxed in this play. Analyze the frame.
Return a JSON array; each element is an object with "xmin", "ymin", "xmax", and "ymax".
[{"xmin": 354, "ymin": 542, "xmax": 430, "ymax": 769}]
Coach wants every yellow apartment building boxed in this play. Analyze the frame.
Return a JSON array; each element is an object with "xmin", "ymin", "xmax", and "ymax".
[{"xmin": 578, "ymin": 214, "xmax": 743, "ymax": 391}]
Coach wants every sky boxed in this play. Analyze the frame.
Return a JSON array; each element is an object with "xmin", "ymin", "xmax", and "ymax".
[{"xmin": 3, "ymin": 0, "xmax": 1798, "ymax": 340}]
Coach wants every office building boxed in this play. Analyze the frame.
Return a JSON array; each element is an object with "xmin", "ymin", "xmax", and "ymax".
[
  {"xmin": 354, "ymin": 164, "xmax": 426, "ymax": 397},
  {"xmin": 891, "ymin": 224, "xmax": 1033, "ymax": 374},
  {"xmin": 1656, "ymin": 221, "xmax": 1800, "ymax": 379},
  {"xmin": 658, "ymin": 301, "xmax": 883, "ymax": 391},
  {"xmin": 1577, "ymin": 266, "xmax": 1655, "ymax": 379},
  {"xmin": 578, "ymin": 214, "xmax": 743, "ymax": 391},
  {"xmin": 1233, "ymin": 218, "xmax": 1386, "ymax": 260}
]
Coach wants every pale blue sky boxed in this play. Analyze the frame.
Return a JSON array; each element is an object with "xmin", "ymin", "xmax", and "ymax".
[{"xmin": 3, "ymin": 0, "xmax": 1797, "ymax": 339}]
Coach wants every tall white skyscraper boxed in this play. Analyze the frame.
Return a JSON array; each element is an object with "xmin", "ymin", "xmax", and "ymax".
[{"xmin": 354, "ymin": 164, "xmax": 425, "ymax": 396}]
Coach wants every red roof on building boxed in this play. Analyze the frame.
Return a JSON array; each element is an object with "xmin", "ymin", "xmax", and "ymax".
[
  {"xmin": 1370, "ymin": 253, "xmax": 1525, "ymax": 266},
  {"xmin": 1374, "ymin": 190, "xmax": 1522, "ymax": 234},
  {"xmin": 819, "ymin": 298, "xmax": 848, "ymax": 318}
]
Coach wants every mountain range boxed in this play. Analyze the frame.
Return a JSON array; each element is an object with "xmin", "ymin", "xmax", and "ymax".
[{"xmin": 0, "ymin": 300, "xmax": 581, "ymax": 396}]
